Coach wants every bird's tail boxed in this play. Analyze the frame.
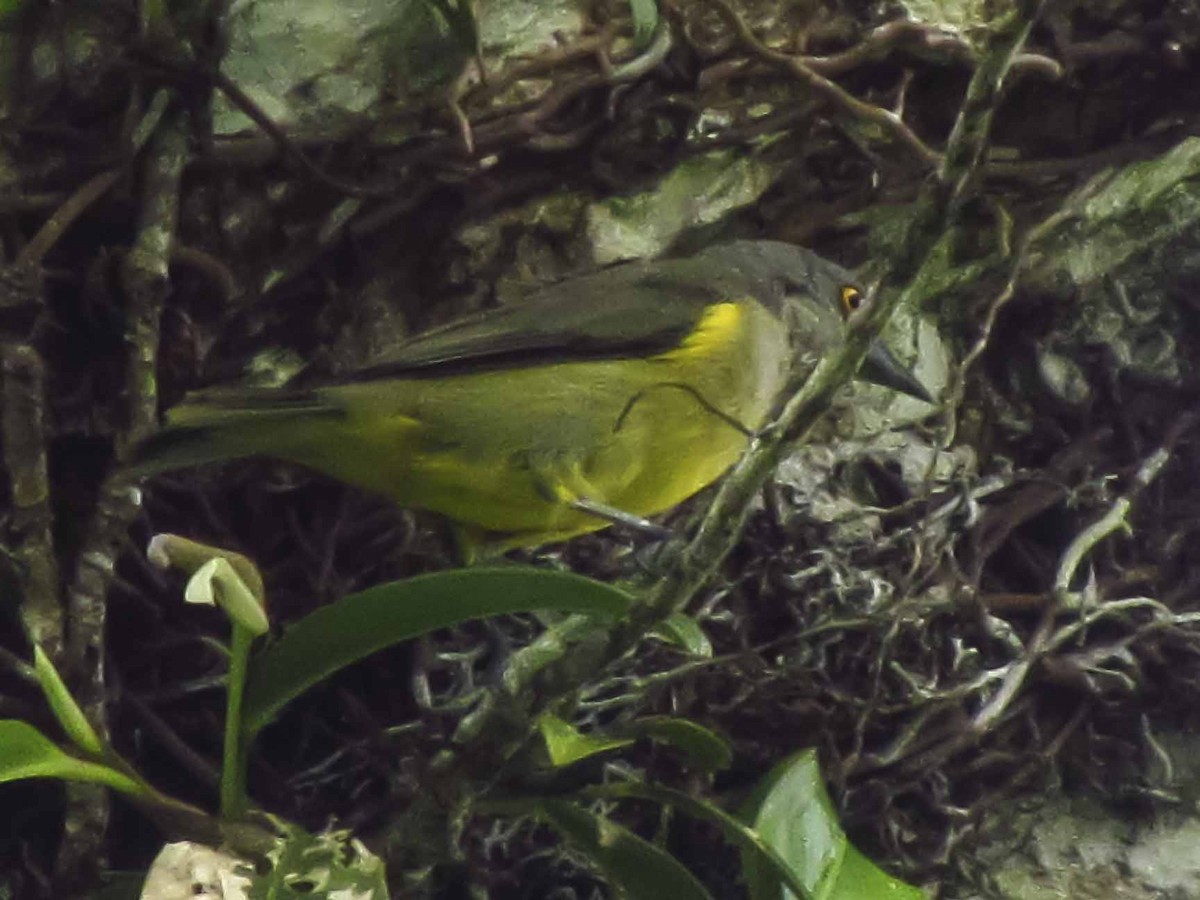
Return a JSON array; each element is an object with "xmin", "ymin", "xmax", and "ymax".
[{"xmin": 129, "ymin": 387, "xmax": 344, "ymax": 475}]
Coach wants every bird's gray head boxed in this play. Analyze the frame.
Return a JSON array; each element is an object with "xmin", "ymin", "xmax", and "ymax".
[
  {"xmin": 695, "ymin": 240, "xmax": 931, "ymax": 402},
  {"xmin": 695, "ymin": 240, "xmax": 864, "ymax": 343}
]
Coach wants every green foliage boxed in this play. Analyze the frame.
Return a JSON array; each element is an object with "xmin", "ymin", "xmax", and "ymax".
[
  {"xmin": 582, "ymin": 759, "xmax": 921, "ymax": 900},
  {"xmin": 0, "ymin": 720, "xmax": 144, "ymax": 796},
  {"xmin": 242, "ymin": 566, "xmax": 634, "ymax": 736},
  {"xmin": 1, "ymin": 637, "xmax": 150, "ymax": 799},
  {"xmin": 653, "ymin": 612, "xmax": 713, "ymax": 656},
  {"xmin": 150, "ymin": 535, "xmax": 270, "ymax": 817},
  {"xmin": 0, "ymin": 539, "xmax": 918, "ymax": 899},
  {"xmin": 538, "ymin": 713, "xmax": 635, "ymax": 766},
  {"xmin": 531, "ymin": 714, "xmax": 914, "ymax": 898},
  {"xmin": 622, "ymin": 716, "xmax": 732, "ymax": 772},
  {"xmin": 740, "ymin": 750, "xmax": 923, "ymax": 900},
  {"xmin": 586, "ymin": 782, "xmax": 812, "ymax": 899},
  {"xmin": 536, "ymin": 799, "xmax": 713, "ymax": 900},
  {"xmin": 536, "ymin": 710, "xmax": 728, "ymax": 771},
  {"xmin": 246, "ymin": 823, "xmax": 388, "ymax": 900},
  {"xmin": 32, "ymin": 644, "xmax": 104, "ymax": 756}
]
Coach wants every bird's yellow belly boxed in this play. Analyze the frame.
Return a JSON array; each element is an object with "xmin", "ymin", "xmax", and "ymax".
[{"xmin": 306, "ymin": 304, "xmax": 788, "ymax": 548}]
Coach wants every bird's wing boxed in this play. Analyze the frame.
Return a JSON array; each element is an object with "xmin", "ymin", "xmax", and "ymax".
[{"xmin": 334, "ymin": 259, "xmax": 736, "ymax": 381}]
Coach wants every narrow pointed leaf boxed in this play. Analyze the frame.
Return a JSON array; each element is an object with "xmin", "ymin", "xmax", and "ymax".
[
  {"xmin": 585, "ymin": 782, "xmax": 810, "ymax": 900},
  {"xmin": 538, "ymin": 713, "xmax": 634, "ymax": 767},
  {"xmin": 243, "ymin": 567, "xmax": 633, "ymax": 736},
  {"xmin": 623, "ymin": 717, "xmax": 732, "ymax": 772},
  {"xmin": 537, "ymin": 799, "xmax": 713, "ymax": 900},
  {"xmin": 32, "ymin": 644, "xmax": 104, "ymax": 756},
  {"xmin": 653, "ymin": 613, "xmax": 713, "ymax": 657},
  {"xmin": 0, "ymin": 720, "xmax": 145, "ymax": 796}
]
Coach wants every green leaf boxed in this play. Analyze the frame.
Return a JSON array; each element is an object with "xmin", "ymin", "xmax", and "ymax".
[
  {"xmin": 537, "ymin": 713, "xmax": 634, "ymax": 767},
  {"xmin": 741, "ymin": 750, "xmax": 839, "ymax": 900},
  {"xmin": 835, "ymin": 844, "xmax": 925, "ymax": 899},
  {"xmin": 242, "ymin": 567, "xmax": 634, "ymax": 736},
  {"xmin": 0, "ymin": 721, "xmax": 145, "ymax": 796},
  {"xmin": 245, "ymin": 822, "xmax": 388, "ymax": 900},
  {"xmin": 628, "ymin": 0, "xmax": 658, "ymax": 49},
  {"xmin": 585, "ymin": 782, "xmax": 810, "ymax": 900},
  {"xmin": 652, "ymin": 613, "xmax": 713, "ymax": 657},
  {"xmin": 32, "ymin": 645, "xmax": 104, "ymax": 756},
  {"xmin": 623, "ymin": 717, "xmax": 732, "ymax": 772},
  {"xmin": 741, "ymin": 750, "xmax": 922, "ymax": 900},
  {"xmin": 537, "ymin": 799, "xmax": 712, "ymax": 900}
]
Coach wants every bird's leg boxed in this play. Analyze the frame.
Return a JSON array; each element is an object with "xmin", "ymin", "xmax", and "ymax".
[
  {"xmin": 566, "ymin": 496, "xmax": 673, "ymax": 540},
  {"xmin": 530, "ymin": 459, "xmax": 673, "ymax": 540}
]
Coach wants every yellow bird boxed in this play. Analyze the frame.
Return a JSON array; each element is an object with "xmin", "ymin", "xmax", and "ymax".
[{"xmin": 132, "ymin": 241, "xmax": 930, "ymax": 556}]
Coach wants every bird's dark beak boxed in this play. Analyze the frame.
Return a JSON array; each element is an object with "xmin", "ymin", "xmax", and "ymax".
[{"xmin": 860, "ymin": 341, "xmax": 934, "ymax": 403}]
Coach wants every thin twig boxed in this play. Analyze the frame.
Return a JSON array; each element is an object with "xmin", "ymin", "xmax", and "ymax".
[
  {"xmin": 16, "ymin": 169, "xmax": 123, "ymax": 269},
  {"xmin": 207, "ymin": 69, "xmax": 402, "ymax": 200},
  {"xmin": 938, "ymin": 0, "xmax": 1048, "ymax": 214},
  {"xmin": 1054, "ymin": 413, "xmax": 1197, "ymax": 596},
  {"xmin": 805, "ymin": 20, "xmax": 1062, "ymax": 81},
  {"xmin": 705, "ymin": 0, "xmax": 942, "ymax": 169}
]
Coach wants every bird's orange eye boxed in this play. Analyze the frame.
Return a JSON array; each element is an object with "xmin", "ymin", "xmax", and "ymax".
[{"xmin": 840, "ymin": 285, "xmax": 863, "ymax": 316}]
